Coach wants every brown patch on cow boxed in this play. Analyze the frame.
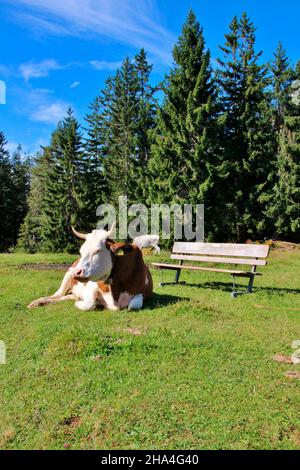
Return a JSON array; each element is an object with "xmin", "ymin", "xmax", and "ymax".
[
  {"xmin": 97, "ymin": 280, "xmax": 110, "ymax": 293},
  {"xmin": 285, "ymin": 371, "xmax": 300, "ymax": 380},
  {"xmin": 272, "ymin": 354, "xmax": 294, "ymax": 364},
  {"xmin": 101, "ymin": 241, "xmax": 153, "ymax": 304}
]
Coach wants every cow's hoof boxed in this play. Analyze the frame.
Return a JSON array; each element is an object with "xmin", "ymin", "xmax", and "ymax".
[{"xmin": 28, "ymin": 298, "xmax": 50, "ymax": 308}]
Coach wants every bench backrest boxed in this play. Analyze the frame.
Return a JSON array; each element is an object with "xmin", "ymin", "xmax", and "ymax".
[{"xmin": 171, "ymin": 242, "xmax": 270, "ymax": 266}]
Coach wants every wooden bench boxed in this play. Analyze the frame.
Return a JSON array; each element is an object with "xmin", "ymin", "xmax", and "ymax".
[{"xmin": 151, "ymin": 242, "xmax": 270, "ymax": 297}]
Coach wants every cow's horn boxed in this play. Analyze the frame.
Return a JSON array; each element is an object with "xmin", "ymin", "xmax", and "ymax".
[
  {"xmin": 107, "ymin": 221, "xmax": 116, "ymax": 237},
  {"xmin": 71, "ymin": 226, "xmax": 87, "ymax": 240}
]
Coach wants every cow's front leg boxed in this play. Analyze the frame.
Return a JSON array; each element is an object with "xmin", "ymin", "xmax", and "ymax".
[
  {"xmin": 128, "ymin": 294, "xmax": 143, "ymax": 311},
  {"xmin": 28, "ymin": 294, "xmax": 75, "ymax": 308},
  {"xmin": 28, "ymin": 270, "xmax": 74, "ymax": 308}
]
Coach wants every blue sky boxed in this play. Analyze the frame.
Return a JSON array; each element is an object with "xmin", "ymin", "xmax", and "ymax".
[{"xmin": 0, "ymin": 0, "xmax": 299, "ymax": 155}]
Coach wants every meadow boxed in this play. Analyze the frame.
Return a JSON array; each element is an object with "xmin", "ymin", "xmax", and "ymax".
[{"xmin": 0, "ymin": 246, "xmax": 299, "ymax": 450}]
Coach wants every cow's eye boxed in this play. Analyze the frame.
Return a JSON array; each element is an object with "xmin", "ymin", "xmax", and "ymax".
[{"xmin": 93, "ymin": 249, "xmax": 101, "ymax": 256}]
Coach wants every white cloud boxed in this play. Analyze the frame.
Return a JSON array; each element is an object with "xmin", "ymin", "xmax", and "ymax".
[
  {"xmin": 19, "ymin": 59, "xmax": 62, "ymax": 81},
  {"xmin": 31, "ymin": 101, "xmax": 70, "ymax": 124},
  {"xmin": 13, "ymin": 87, "xmax": 71, "ymax": 125},
  {"xmin": 70, "ymin": 81, "xmax": 80, "ymax": 88},
  {"xmin": 13, "ymin": 12, "xmax": 75, "ymax": 37},
  {"xmin": 90, "ymin": 60, "xmax": 122, "ymax": 71},
  {"xmin": 9, "ymin": 0, "xmax": 174, "ymax": 64}
]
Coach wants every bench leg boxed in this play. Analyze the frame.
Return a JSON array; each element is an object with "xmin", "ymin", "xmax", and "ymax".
[
  {"xmin": 247, "ymin": 273, "xmax": 255, "ymax": 293},
  {"xmin": 159, "ymin": 261, "xmax": 185, "ymax": 287},
  {"xmin": 175, "ymin": 266, "xmax": 181, "ymax": 283},
  {"xmin": 231, "ymin": 274, "xmax": 255, "ymax": 298}
]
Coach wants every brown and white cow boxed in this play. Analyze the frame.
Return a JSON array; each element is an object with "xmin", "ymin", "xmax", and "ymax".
[{"xmin": 28, "ymin": 225, "xmax": 153, "ymax": 311}]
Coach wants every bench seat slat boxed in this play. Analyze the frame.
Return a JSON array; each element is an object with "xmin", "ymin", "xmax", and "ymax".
[
  {"xmin": 151, "ymin": 263, "xmax": 262, "ymax": 277},
  {"xmin": 173, "ymin": 242, "xmax": 269, "ymax": 258},
  {"xmin": 170, "ymin": 254, "xmax": 267, "ymax": 266}
]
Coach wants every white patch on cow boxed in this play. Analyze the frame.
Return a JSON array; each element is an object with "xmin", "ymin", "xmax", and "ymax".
[
  {"xmin": 72, "ymin": 229, "xmax": 113, "ymax": 281},
  {"xmin": 100, "ymin": 289, "xmax": 119, "ymax": 311},
  {"xmin": 128, "ymin": 294, "xmax": 143, "ymax": 311},
  {"xmin": 74, "ymin": 281, "xmax": 98, "ymax": 311}
]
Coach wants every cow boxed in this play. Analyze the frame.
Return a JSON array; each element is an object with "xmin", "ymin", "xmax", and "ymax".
[
  {"xmin": 133, "ymin": 234, "xmax": 160, "ymax": 253},
  {"xmin": 27, "ymin": 225, "xmax": 153, "ymax": 311}
]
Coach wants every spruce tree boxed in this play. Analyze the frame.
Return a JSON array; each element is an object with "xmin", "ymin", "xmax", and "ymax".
[
  {"xmin": 84, "ymin": 94, "xmax": 108, "ymax": 209},
  {"xmin": 84, "ymin": 51, "xmax": 156, "ymax": 211},
  {"xmin": 17, "ymin": 150, "xmax": 49, "ymax": 252},
  {"xmin": 104, "ymin": 58, "xmax": 140, "ymax": 204},
  {"xmin": 132, "ymin": 48, "xmax": 157, "ymax": 202},
  {"xmin": 217, "ymin": 12, "xmax": 276, "ymax": 240},
  {"xmin": 269, "ymin": 74, "xmax": 300, "ymax": 240},
  {"xmin": 41, "ymin": 108, "xmax": 88, "ymax": 252},
  {"xmin": 148, "ymin": 10, "xmax": 223, "ymax": 239},
  {"xmin": 270, "ymin": 42, "xmax": 294, "ymax": 132},
  {"xmin": 0, "ymin": 134, "xmax": 30, "ymax": 251},
  {"xmin": 10, "ymin": 145, "xmax": 30, "ymax": 245},
  {"xmin": 0, "ymin": 131, "xmax": 13, "ymax": 250}
]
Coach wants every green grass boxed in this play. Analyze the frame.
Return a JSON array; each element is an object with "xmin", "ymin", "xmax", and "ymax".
[{"xmin": 0, "ymin": 247, "xmax": 300, "ymax": 450}]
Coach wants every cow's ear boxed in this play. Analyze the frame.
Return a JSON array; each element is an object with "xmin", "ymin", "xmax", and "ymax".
[{"xmin": 107, "ymin": 241, "xmax": 133, "ymax": 256}]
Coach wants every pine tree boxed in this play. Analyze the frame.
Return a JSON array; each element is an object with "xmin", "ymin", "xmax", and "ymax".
[
  {"xmin": 84, "ymin": 94, "xmax": 108, "ymax": 209},
  {"xmin": 84, "ymin": 51, "xmax": 156, "ymax": 211},
  {"xmin": 148, "ymin": 10, "xmax": 223, "ymax": 238},
  {"xmin": 0, "ymin": 131, "xmax": 13, "ymax": 251},
  {"xmin": 270, "ymin": 42, "xmax": 294, "ymax": 132},
  {"xmin": 103, "ymin": 58, "xmax": 140, "ymax": 204},
  {"xmin": 132, "ymin": 49, "xmax": 157, "ymax": 202},
  {"xmin": 41, "ymin": 108, "xmax": 88, "ymax": 252},
  {"xmin": 216, "ymin": 12, "xmax": 276, "ymax": 240},
  {"xmin": 17, "ymin": 150, "xmax": 49, "ymax": 252},
  {"xmin": 269, "ymin": 72, "xmax": 300, "ymax": 240},
  {"xmin": 10, "ymin": 145, "xmax": 30, "ymax": 245},
  {"xmin": 0, "ymin": 134, "xmax": 30, "ymax": 251}
]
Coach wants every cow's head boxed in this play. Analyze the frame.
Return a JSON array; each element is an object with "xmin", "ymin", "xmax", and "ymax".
[{"xmin": 71, "ymin": 224, "xmax": 123, "ymax": 282}]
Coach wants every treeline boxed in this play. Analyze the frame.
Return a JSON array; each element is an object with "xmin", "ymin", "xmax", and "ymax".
[
  {"xmin": 0, "ymin": 132, "xmax": 30, "ymax": 251},
  {"xmin": 1, "ymin": 10, "xmax": 299, "ymax": 252}
]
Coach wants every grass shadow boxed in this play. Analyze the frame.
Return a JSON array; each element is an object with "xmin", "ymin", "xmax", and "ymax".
[
  {"xmin": 168, "ymin": 281, "xmax": 300, "ymax": 296},
  {"xmin": 145, "ymin": 292, "xmax": 188, "ymax": 310}
]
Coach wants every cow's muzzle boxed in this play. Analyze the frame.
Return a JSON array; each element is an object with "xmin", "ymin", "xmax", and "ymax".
[{"xmin": 72, "ymin": 269, "xmax": 90, "ymax": 282}]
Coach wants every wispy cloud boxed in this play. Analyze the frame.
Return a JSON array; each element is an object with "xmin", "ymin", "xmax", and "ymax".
[
  {"xmin": 8, "ymin": 0, "xmax": 174, "ymax": 64},
  {"xmin": 13, "ymin": 87, "xmax": 71, "ymax": 125},
  {"xmin": 1, "ymin": 58, "xmax": 127, "ymax": 85},
  {"xmin": 19, "ymin": 59, "xmax": 62, "ymax": 81},
  {"xmin": 31, "ymin": 101, "xmax": 70, "ymax": 124},
  {"xmin": 90, "ymin": 60, "xmax": 122, "ymax": 71},
  {"xmin": 70, "ymin": 81, "xmax": 80, "ymax": 89}
]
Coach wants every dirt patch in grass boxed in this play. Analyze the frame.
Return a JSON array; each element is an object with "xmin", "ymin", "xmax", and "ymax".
[
  {"xmin": 21, "ymin": 263, "xmax": 70, "ymax": 271},
  {"xmin": 62, "ymin": 415, "xmax": 81, "ymax": 428}
]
